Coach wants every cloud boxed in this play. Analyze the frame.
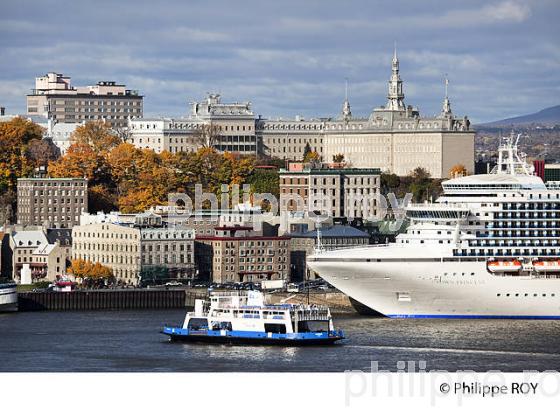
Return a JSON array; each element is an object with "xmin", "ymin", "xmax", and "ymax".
[{"xmin": 0, "ymin": 0, "xmax": 557, "ymax": 123}]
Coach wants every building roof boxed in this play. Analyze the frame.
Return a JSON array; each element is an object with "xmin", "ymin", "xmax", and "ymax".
[
  {"xmin": 290, "ymin": 225, "xmax": 369, "ymax": 238},
  {"xmin": 12, "ymin": 230, "xmax": 49, "ymax": 247},
  {"xmin": 46, "ymin": 228, "xmax": 72, "ymax": 246},
  {"xmin": 33, "ymin": 243, "xmax": 56, "ymax": 256}
]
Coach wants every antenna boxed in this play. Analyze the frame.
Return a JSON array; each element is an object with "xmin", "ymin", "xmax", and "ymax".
[{"xmin": 315, "ymin": 222, "xmax": 324, "ymax": 254}]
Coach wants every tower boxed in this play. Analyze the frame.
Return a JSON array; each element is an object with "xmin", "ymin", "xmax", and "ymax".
[
  {"xmin": 386, "ymin": 44, "xmax": 405, "ymax": 111},
  {"xmin": 341, "ymin": 77, "xmax": 352, "ymax": 121},
  {"xmin": 441, "ymin": 74, "xmax": 452, "ymax": 116}
]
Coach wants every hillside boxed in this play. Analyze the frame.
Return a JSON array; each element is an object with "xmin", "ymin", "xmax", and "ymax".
[{"xmin": 479, "ymin": 105, "xmax": 560, "ymax": 128}]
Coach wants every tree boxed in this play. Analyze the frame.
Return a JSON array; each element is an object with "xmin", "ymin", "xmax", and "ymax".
[
  {"xmin": 304, "ymin": 150, "xmax": 321, "ymax": 164},
  {"xmin": 332, "ymin": 153, "xmax": 345, "ymax": 164},
  {"xmin": 449, "ymin": 163, "xmax": 467, "ymax": 178},
  {"xmin": 0, "ymin": 117, "xmax": 44, "ymax": 192},
  {"xmin": 70, "ymin": 121, "xmax": 121, "ymax": 155},
  {"xmin": 192, "ymin": 123, "xmax": 220, "ymax": 149},
  {"xmin": 25, "ymin": 138, "xmax": 60, "ymax": 168},
  {"xmin": 303, "ymin": 142, "xmax": 312, "ymax": 161}
]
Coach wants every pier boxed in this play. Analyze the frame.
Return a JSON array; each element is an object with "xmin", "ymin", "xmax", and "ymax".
[{"xmin": 17, "ymin": 289, "xmax": 202, "ymax": 312}]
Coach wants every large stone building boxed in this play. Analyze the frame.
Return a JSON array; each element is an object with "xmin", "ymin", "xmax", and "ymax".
[
  {"xmin": 196, "ymin": 226, "xmax": 290, "ymax": 284},
  {"xmin": 17, "ymin": 177, "xmax": 88, "ymax": 228},
  {"xmin": 26, "ymin": 72, "xmax": 143, "ymax": 129},
  {"xmin": 128, "ymin": 94, "xmax": 257, "ymax": 155},
  {"xmin": 126, "ymin": 51, "xmax": 474, "ymax": 178},
  {"xmin": 279, "ymin": 162, "xmax": 381, "ymax": 221},
  {"xmin": 72, "ymin": 212, "xmax": 195, "ymax": 285},
  {"xmin": 260, "ymin": 50, "xmax": 474, "ymax": 178}
]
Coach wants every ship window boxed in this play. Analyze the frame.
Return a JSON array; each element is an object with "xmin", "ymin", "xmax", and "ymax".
[
  {"xmin": 497, "ymin": 294, "xmax": 501, "ymax": 297},
  {"xmin": 187, "ymin": 318, "xmax": 208, "ymax": 331},
  {"xmin": 515, "ymin": 293, "xmax": 519, "ymax": 297},
  {"xmin": 264, "ymin": 323, "xmax": 286, "ymax": 334},
  {"xmin": 533, "ymin": 294, "xmax": 537, "ymax": 297},
  {"xmin": 471, "ymin": 272, "xmax": 475, "ymax": 275},
  {"xmin": 506, "ymin": 293, "xmax": 510, "ymax": 297},
  {"xmin": 525, "ymin": 293, "xmax": 528, "ymax": 297},
  {"xmin": 298, "ymin": 320, "xmax": 329, "ymax": 332}
]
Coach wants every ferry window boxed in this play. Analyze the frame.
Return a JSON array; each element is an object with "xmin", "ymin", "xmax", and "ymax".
[
  {"xmin": 542, "ymin": 294, "xmax": 546, "ymax": 297},
  {"xmin": 525, "ymin": 294, "xmax": 528, "ymax": 297},
  {"xmin": 187, "ymin": 318, "xmax": 208, "ymax": 331},
  {"xmin": 506, "ymin": 294, "xmax": 510, "ymax": 297},
  {"xmin": 533, "ymin": 294, "xmax": 537, "ymax": 297},
  {"xmin": 471, "ymin": 273, "xmax": 475, "ymax": 275},
  {"xmin": 264, "ymin": 323, "xmax": 286, "ymax": 334},
  {"xmin": 497, "ymin": 294, "xmax": 501, "ymax": 297},
  {"xmin": 515, "ymin": 294, "xmax": 519, "ymax": 297},
  {"xmin": 552, "ymin": 294, "xmax": 556, "ymax": 297}
]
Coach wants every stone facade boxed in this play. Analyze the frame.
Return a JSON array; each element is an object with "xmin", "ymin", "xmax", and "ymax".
[
  {"xmin": 196, "ymin": 226, "xmax": 290, "ymax": 283},
  {"xmin": 26, "ymin": 72, "xmax": 143, "ymax": 129},
  {"xmin": 126, "ymin": 52, "xmax": 473, "ymax": 177},
  {"xmin": 17, "ymin": 177, "xmax": 88, "ymax": 228},
  {"xmin": 279, "ymin": 163, "xmax": 381, "ymax": 220},
  {"xmin": 72, "ymin": 219, "xmax": 195, "ymax": 285}
]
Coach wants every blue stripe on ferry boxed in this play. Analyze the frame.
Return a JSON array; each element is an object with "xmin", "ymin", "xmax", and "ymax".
[
  {"xmin": 163, "ymin": 326, "xmax": 341, "ymax": 339},
  {"xmin": 386, "ymin": 314, "xmax": 560, "ymax": 319}
]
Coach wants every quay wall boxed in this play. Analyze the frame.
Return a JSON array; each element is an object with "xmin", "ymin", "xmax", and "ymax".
[{"xmin": 17, "ymin": 289, "xmax": 203, "ymax": 312}]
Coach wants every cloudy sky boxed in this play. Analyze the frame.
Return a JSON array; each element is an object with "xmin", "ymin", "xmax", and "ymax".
[{"xmin": 0, "ymin": 0, "xmax": 558, "ymax": 123}]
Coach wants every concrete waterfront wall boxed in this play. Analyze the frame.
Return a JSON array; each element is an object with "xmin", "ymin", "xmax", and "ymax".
[{"xmin": 17, "ymin": 289, "xmax": 202, "ymax": 311}]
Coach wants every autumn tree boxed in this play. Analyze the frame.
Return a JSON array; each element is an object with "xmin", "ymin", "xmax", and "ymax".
[
  {"xmin": 449, "ymin": 163, "xmax": 467, "ymax": 178},
  {"xmin": 0, "ymin": 117, "xmax": 45, "ymax": 219},
  {"xmin": 332, "ymin": 153, "xmax": 345, "ymax": 164},
  {"xmin": 304, "ymin": 150, "xmax": 321, "ymax": 164},
  {"xmin": 0, "ymin": 117, "xmax": 44, "ymax": 192}
]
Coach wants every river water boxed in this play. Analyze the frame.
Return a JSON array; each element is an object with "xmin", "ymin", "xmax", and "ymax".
[{"xmin": 1, "ymin": 310, "xmax": 559, "ymax": 372}]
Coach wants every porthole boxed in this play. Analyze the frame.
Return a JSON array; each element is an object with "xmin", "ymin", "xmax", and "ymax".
[
  {"xmin": 515, "ymin": 293, "xmax": 519, "ymax": 297},
  {"xmin": 506, "ymin": 293, "xmax": 510, "ymax": 297},
  {"xmin": 497, "ymin": 293, "xmax": 501, "ymax": 297}
]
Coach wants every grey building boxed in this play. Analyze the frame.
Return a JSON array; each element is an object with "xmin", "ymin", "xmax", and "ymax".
[
  {"xmin": 17, "ymin": 177, "xmax": 88, "ymax": 228},
  {"xmin": 290, "ymin": 225, "xmax": 370, "ymax": 281}
]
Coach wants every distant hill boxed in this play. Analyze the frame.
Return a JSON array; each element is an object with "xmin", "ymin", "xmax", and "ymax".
[{"xmin": 479, "ymin": 105, "xmax": 560, "ymax": 128}]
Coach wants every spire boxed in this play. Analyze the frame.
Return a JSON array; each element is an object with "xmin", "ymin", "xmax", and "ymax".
[
  {"xmin": 441, "ymin": 74, "xmax": 452, "ymax": 116},
  {"xmin": 386, "ymin": 43, "xmax": 405, "ymax": 111},
  {"xmin": 341, "ymin": 77, "xmax": 352, "ymax": 121}
]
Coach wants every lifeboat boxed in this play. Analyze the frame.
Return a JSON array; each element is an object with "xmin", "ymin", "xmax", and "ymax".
[
  {"xmin": 532, "ymin": 260, "xmax": 560, "ymax": 273},
  {"xmin": 487, "ymin": 260, "xmax": 522, "ymax": 273}
]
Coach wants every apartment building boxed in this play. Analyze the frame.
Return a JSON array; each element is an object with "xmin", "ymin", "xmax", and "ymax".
[
  {"xmin": 196, "ymin": 226, "xmax": 290, "ymax": 284},
  {"xmin": 279, "ymin": 162, "xmax": 381, "ymax": 221},
  {"xmin": 72, "ymin": 213, "xmax": 195, "ymax": 285},
  {"xmin": 17, "ymin": 177, "xmax": 88, "ymax": 228},
  {"xmin": 26, "ymin": 72, "xmax": 143, "ymax": 129}
]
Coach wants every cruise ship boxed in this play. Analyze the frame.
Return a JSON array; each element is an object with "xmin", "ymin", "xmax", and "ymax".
[{"xmin": 308, "ymin": 134, "xmax": 560, "ymax": 318}]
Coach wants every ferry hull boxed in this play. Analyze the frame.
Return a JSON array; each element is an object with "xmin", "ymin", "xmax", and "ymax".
[
  {"xmin": 162, "ymin": 327, "xmax": 344, "ymax": 346},
  {"xmin": 308, "ymin": 259, "xmax": 560, "ymax": 319}
]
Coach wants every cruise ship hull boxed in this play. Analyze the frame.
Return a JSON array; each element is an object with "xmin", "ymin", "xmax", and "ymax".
[{"xmin": 308, "ymin": 258, "xmax": 560, "ymax": 318}]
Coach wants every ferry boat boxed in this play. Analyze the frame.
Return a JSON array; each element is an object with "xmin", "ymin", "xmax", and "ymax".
[
  {"xmin": 308, "ymin": 133, "xmax": 560, "ymax": 319},
  {"xmin": 0, "ymin": 282, "xmax": 18, "ymax": 312},
  {"xmin": 162, "ymin": 291, "xmax": 345, "ymax": 345}
]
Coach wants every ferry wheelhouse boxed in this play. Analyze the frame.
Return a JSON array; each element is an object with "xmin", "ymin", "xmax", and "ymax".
[{"xmin": 162, "ymin": 291, "xmax": 344, "ymax": 345}]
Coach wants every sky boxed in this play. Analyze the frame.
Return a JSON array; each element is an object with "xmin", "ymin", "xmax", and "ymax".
[{"xmin": 0, "ymin": 0, "xmax": 559, "ymax": 123}]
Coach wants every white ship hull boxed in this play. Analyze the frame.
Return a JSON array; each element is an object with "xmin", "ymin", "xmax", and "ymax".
[
  {"xmin": 308, "ymin": 247, "xmax": 560, "ymax": 319},
  {"xmin": 0, "ymin": 285, "xmax": 18, "ymax": 313}
]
